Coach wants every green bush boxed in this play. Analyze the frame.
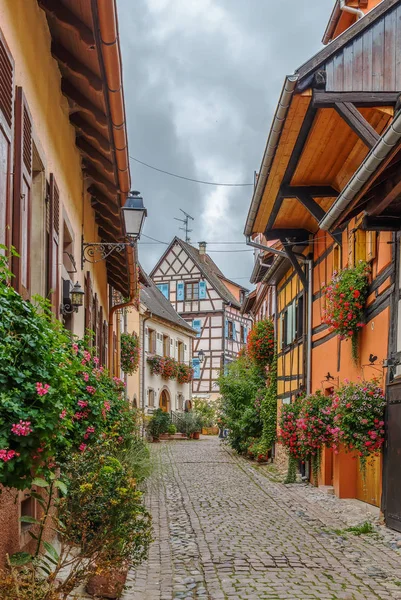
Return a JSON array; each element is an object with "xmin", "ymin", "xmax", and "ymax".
[
  {"xmin": 147, "ymin": 409, "xmax": 171, "ymax": 439},
  {"xmin": 217, "ymin": 355, "xmax": 265, "ymax": 454},
  {"xmin": 177, "ymin": 412, "xmax": 202, "ymax": 437},
  {"xmin": 193, "ymin": 397, "xmax": 216, "ymax": 427},
  {"xmin": 167, "ymin": 424, "xmax": 177, "ymax": 435}
]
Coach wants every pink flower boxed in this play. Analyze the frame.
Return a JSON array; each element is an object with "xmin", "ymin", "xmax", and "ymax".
[
  {"xmin": 86, "ymin": 386, "xmax": 96, "ymax": 395},
  {"xmin": 72, "ymin": 343, "xmax": 79, "ymax": 354},
  {"xmin": 82, "ymin": 372, "xmax": 89, "ymax": 382},
  {"xmin": 79, "ymin": 443, "xmax": 87, "ymax": 452},
  {"xmin": 11, "ymin": 420, "xmax": 32, "ymax": 437},
  {"xmin": 81, "ymin": 359, "xmax": 87, "ymax": 366},
  {"xmin": 59, "ymin": 409, "xmax": 67, "ymax": 420},
  {"xmin": 103, "ymin": 401, "xmax": 111, "ymax": 412},
  {"xmin": 84, "ymin": 425, "xmax": 95, "ymax": 440},
  {"xmin": 36, "ymin": 382, "xmax": 50, "ymax": 397},
  {"xmin": 93, "ymin": 357, "xmax": 100, "ymax": 365},
  {"xmin": 0, "ymin": 449, "xmax": 19, "ymax": 462},
  {"xmin": 77, "ymin": 400, "xmax": 88, "ymax": 408}
]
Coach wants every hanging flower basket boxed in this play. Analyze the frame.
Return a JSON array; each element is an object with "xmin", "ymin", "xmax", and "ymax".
[
  {"xmin": 121, "ymin": 332, "xmax": 140, "ymax": 375},
  {"xmin": 322, "ymin": 261, "xmax": 370, "ymax": 362},
  {"xmin": 161, "ymin": 357, "xmax": 178, "ymax": 380},
  {"xmin": 246, "ymin": 319, "xmax": 275, "ymax": 369},
  {"xmin": 331, "ymin": 378, "xmax": 385, "ymax": 475},
  {"xmin": 147, "ymin": 355, "xmax": 163, "ymax": 376},
  {"xmin": 176, "ymin": 363, "xmax": 194, "ymax": 384}
]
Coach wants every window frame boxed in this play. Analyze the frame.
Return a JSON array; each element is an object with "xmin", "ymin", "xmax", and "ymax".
[{"xmin": 185, "ymin": 281, "xmax": 199, "ymax": 301}]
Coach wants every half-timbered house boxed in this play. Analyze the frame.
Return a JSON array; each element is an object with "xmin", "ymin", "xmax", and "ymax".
[
  {"xmin": 150, "ymin": 238, "xmax": 252, "ymax": 401},
  {"xmin": 244, "ymin": 0, "xmax": 401, "ymax": 513}
]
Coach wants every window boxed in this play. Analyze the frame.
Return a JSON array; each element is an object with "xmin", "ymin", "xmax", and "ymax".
[
  {"xmin": 228, "ymin": 321, "xmax": 233, "ymax": 339},
  {"xmin": 241, "ymin": 324, "xmax": 248, "ymax": 344},
  {"xmin": 148, "ymin": 328, "xmax": 156, "ymax": 353},
  {"xmin": 333, "ymin": 243, "xmax": 342, "ymax": 273},
  {"xmin": 178, "ymin": 341, "xmax": 184, "ymax": 362},
  {"xmin": 157, "ymin": 283, "xmax": 169, "ymax": 299},
  {"xmin": 148, "ymin": 389, "xmax": 155, "ymax": 408},
  {"xmin": 0, "ymin": 30, "xmax": 14, "ymax": 250},
  {"xmin": 282, "ymin": 301, "xmax": 296, "ymax": 348},
  {"xmin": 185, "ymin": 282, "xmax": 199, "ymax": 301},
  {"xmin": 163, "ymin": 334, "xmax": 170, "ymax": 357},
  {"xmin": 296, "ymin": 295, "xmax": 304, "ymax": 340},
  {"xmin": 20, "ymin": 495, "xmax": 35, "ymax": 533}
]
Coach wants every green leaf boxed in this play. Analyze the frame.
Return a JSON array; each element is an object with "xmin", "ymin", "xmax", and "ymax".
[
  {"xmin": 32, "ymin": 478, "xmax": 49, "ymax": 488},
  {"xmin": 30, "ymin": 492, "xmax": 46, "ymax": 507},
  {"xmin": 19, "ymin": 516, "xmax": 39, "ymax": 525},
  {"xmin": 43, "ymin": 541, "xmax": 59, "ymax": 562},
  {"xmin": 9, "ymin": 552, "xmax": 32, "ymax": 566},
  {"xmin": 54, "ymin": 480, "xmax": 67, "ymax": 495},
  {"xmin": 28, "ymin": 530, "xmax": 38, "ymax": 540}
]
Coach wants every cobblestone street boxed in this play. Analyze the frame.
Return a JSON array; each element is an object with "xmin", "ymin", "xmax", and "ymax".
[{"xmin": 123, "ymin": 437, "xmax": 401, "ymax": 600}]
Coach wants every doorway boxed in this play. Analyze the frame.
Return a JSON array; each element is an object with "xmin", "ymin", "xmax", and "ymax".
[
  {"xmin": 159, "ymin": 389, "xmax": 170, "ymax": 413},
  {"xmin": 384, "ymin": 379, "xmax": 401, "ymax": 531}
]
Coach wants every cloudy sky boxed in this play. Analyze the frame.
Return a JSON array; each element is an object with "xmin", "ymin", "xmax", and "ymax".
[{"xmin": 118, "ymin": 0, "xmax": 334, "ymax": 285}]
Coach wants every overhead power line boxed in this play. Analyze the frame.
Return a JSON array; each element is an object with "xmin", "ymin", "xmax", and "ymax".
[{"xmin": 129, "ymin": 155, "xmax": 254, "ymax": 187}]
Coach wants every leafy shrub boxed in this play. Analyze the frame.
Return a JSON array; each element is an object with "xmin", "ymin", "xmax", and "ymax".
[
  {"xmin": 147, "ymin": 409, "xmax": 171, "ymax": 439},
  {"xmin": 193, "ymin": 397, "xmax": 217, "ymax": 427},
  {"xmin": 177, "ymin": 412, "xmax": 202, "ymax": 437},
  {"xmin": 167, "ymin": 424, "xmax": 177, "ymax": 435},
  {"xmin": 217, "ymin": 355, "xmax": 265, "ymax": 454}
]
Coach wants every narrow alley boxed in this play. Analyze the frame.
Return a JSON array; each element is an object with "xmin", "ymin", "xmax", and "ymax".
[{"xmin": 124, "ymin": 438, "xmax": 401, "ymax": 600}]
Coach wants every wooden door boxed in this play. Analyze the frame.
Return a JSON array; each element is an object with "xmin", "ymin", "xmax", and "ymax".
[
  {"xmin": 356, "ymin": 454, "xmax": 382, "ymax": 507},
  {"xmin": 385, "ymin": 380, "xmax": 401, "ymax": 531},
  {"xmin": 159, "ymin": 390, "xmax": 170, "ymax": 413}
]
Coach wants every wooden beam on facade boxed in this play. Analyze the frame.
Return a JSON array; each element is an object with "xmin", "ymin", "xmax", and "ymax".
[
  {"xmin": 282, "ymin": 185, "xmax": 338, "ymax": 198},
  {"xmin": 70, "ymin": 114, "xmax": 110, "ymax": 154},
  {"xmin": 312, "ymin": 90, "xmax": 400, "ymax": 108},
  {"xmin": 334, "ymin": 102, "xmax": 380, "ymax": 149},
  {"xmin": 76, "ymin": 137, "xmax": 114, "ymax": 174},
  {"xmin": 361, "ymin": 216, "xmax": 401, "ymax": 231},
  {"xmin": 51, "ymin": 42, "xmax": 103, "ymax": 93},
  {"xmin": 284, "ymin": 245, "xmax": 308, "ymax": 288},
  {"xmin": 366, "ymin": 172, "xmax": 401, "ymax": 216},
  {"xmin": 38, "ymin": 0, "xmax": 95, "ymax": 48},
  {"xmin": 61, "ymin": 79, "xmax": 108, "ymax": 129},
  {"xmin": 264, "ymin": 228, "xmax": 310, "ymax": 242},
  {"xmin": 84, "ymin": 164, "xmax": 118, "ymax": 196}
]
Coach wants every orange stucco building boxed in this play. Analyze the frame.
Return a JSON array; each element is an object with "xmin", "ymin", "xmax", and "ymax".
[{"xmin": 244, "ymin": 0, "xmax": 400, "ymax": 517}]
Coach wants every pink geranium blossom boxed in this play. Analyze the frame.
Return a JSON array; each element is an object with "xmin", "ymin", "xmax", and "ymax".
[
  {"xmin": 36, "ymin": 382, "xmax": 50, "ymax": 396},
  {"xmin": 11, "ymin": 420, "xmax": 32, "ymax": 436}
]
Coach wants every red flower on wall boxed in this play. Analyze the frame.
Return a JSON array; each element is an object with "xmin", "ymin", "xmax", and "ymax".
[{"xmin": 247, "ymin": 319, "xmax": 275, "ymax": 369}]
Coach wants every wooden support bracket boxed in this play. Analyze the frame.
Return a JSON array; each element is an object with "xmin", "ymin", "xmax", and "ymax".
[{"xmin": 334, "ymin": 102, "xmax": 380, "ymax": 149}]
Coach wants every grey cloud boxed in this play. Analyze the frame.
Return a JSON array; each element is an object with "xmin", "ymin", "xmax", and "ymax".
[{"xmin": 118, "ymin": 0, "xmax": 334, "ymax": 282}]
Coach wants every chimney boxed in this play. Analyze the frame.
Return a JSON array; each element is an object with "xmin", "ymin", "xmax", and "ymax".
[{"xmin": 199, "ymin": 241, "xmax": 207, "ymax": 258}]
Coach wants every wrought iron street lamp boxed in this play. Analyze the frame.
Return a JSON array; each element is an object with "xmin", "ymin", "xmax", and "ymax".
[
  {"xmin": 82, "ymin": 190, "xmax": 147, "ymax": 265},
  {"xmin": 198, "ymin": 349, "xmax": 205, "ymax": 364},
  {"xmin": 61, "ymin": 281, "xmax": 85, "ymax": 315}
]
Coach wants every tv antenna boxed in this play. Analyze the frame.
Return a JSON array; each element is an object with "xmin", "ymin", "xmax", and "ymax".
[{"xmin": 174, "ymin": 209, "xmax": 194, "ymax": 243}]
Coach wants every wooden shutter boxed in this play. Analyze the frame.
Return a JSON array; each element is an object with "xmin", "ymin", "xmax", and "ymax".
[
  {"xmin": 47, "ymin": 174, "xmax": 60, "ymax": 314},
  {"xmin": 177, "ymin": 281, "xmax": 184, "ymax": 301},
  {"xmin": 145, "ymin": 327, "xmax": 149, "ymax": 352},
  {"xmin": 93, "ymin": 293, "xmax": 98, "ymax": 351},
  {"xmin": 199, "ymin": 280, "xmax": 207, "ymax": 299},
  {"xmin": 85, "ymin": 271, "xmax": 93, "ymax": 336},
  {"xmin": 156, "ymin": 332, "xmax": 163, "ymax": 356},
  {"xmin": 98, "ymin": 305, "xmax": 103, "ymax": 361},
  {"xmin": 12, "ymin": 88, "xmax": 32, "ymax": 297},
  {"xmin": 0, "ymin": 31, "xmax": 14, "ymax": 250},
  {"xmin": 102, "ymin": 320, "xmax": 108, "ymax": 366}
]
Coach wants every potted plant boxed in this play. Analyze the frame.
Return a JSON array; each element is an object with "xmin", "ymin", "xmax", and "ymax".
[{"xmin": 147, "ymin": 408, "xmax": 171, "ymax": 442}]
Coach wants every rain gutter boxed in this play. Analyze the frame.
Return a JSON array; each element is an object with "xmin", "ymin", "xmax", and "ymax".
[
  {"xmin": 320, "ymin": 110, "xmax": 401, "ymax": 231},
  {"xmin": 244, "ymin": 75, "xmax": 299, "ymax": 237}
]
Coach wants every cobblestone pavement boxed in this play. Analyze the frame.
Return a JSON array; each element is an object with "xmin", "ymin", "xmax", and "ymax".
[{"xmin": 123, "ymin": 437, "xmax": 401, "ymax": 600}]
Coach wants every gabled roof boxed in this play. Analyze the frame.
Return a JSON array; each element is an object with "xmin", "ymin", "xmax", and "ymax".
[
  {"xmin": 140, "ymin": 269, "xmax": 196, "ymax": 335},
  {"xmin": 150, "ymin": 237, "xmax": 242, "ymax": 309},
  {"xmin": 241, "ymin": 289, "xmax": 256, "ymax": 315}
]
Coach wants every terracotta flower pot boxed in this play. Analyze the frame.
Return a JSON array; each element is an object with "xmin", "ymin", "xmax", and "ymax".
[
  {"xmin": 86, "ymin": 568, "xmax": 128, "ymax": 599},
  {"xmin": 192, "ymin": 431, "xmax": 200, "ymax": 440}
]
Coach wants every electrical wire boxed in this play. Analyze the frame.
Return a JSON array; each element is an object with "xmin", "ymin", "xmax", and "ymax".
[{"xmin": 129, "ymin": 155, "xmax": 254, "ymax": 187}]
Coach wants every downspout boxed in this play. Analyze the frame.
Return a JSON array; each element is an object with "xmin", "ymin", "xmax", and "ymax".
[
  {"xmin": 339, "ymin": 0, "xmax": 364, "ymax": 21},
  {"xmin": 306, "ymin": 259, "xmax": 313, "ymax": 395},
  {"xmin": 141, "ymin": 313, "xmax": 152, "ymax": 433}
]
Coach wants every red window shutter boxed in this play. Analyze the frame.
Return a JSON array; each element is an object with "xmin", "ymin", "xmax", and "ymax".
[
  {"xmin": 0, "ymin": 31, "xmax": 14, "ymax": 249},
  {"xmin": 102, "ymin": 319, "xmax": 108, "ymax": 367},
  {"xmin": 12, "ymin": 87, "xmax": 32, "ymax": 298},
  {"xmin": 99, "ymin": 305, "xmax": 103, "ymax": 363},
  {"xmin": 47, "ymin": 173, "xmax": 60, "ymax": 316}
]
